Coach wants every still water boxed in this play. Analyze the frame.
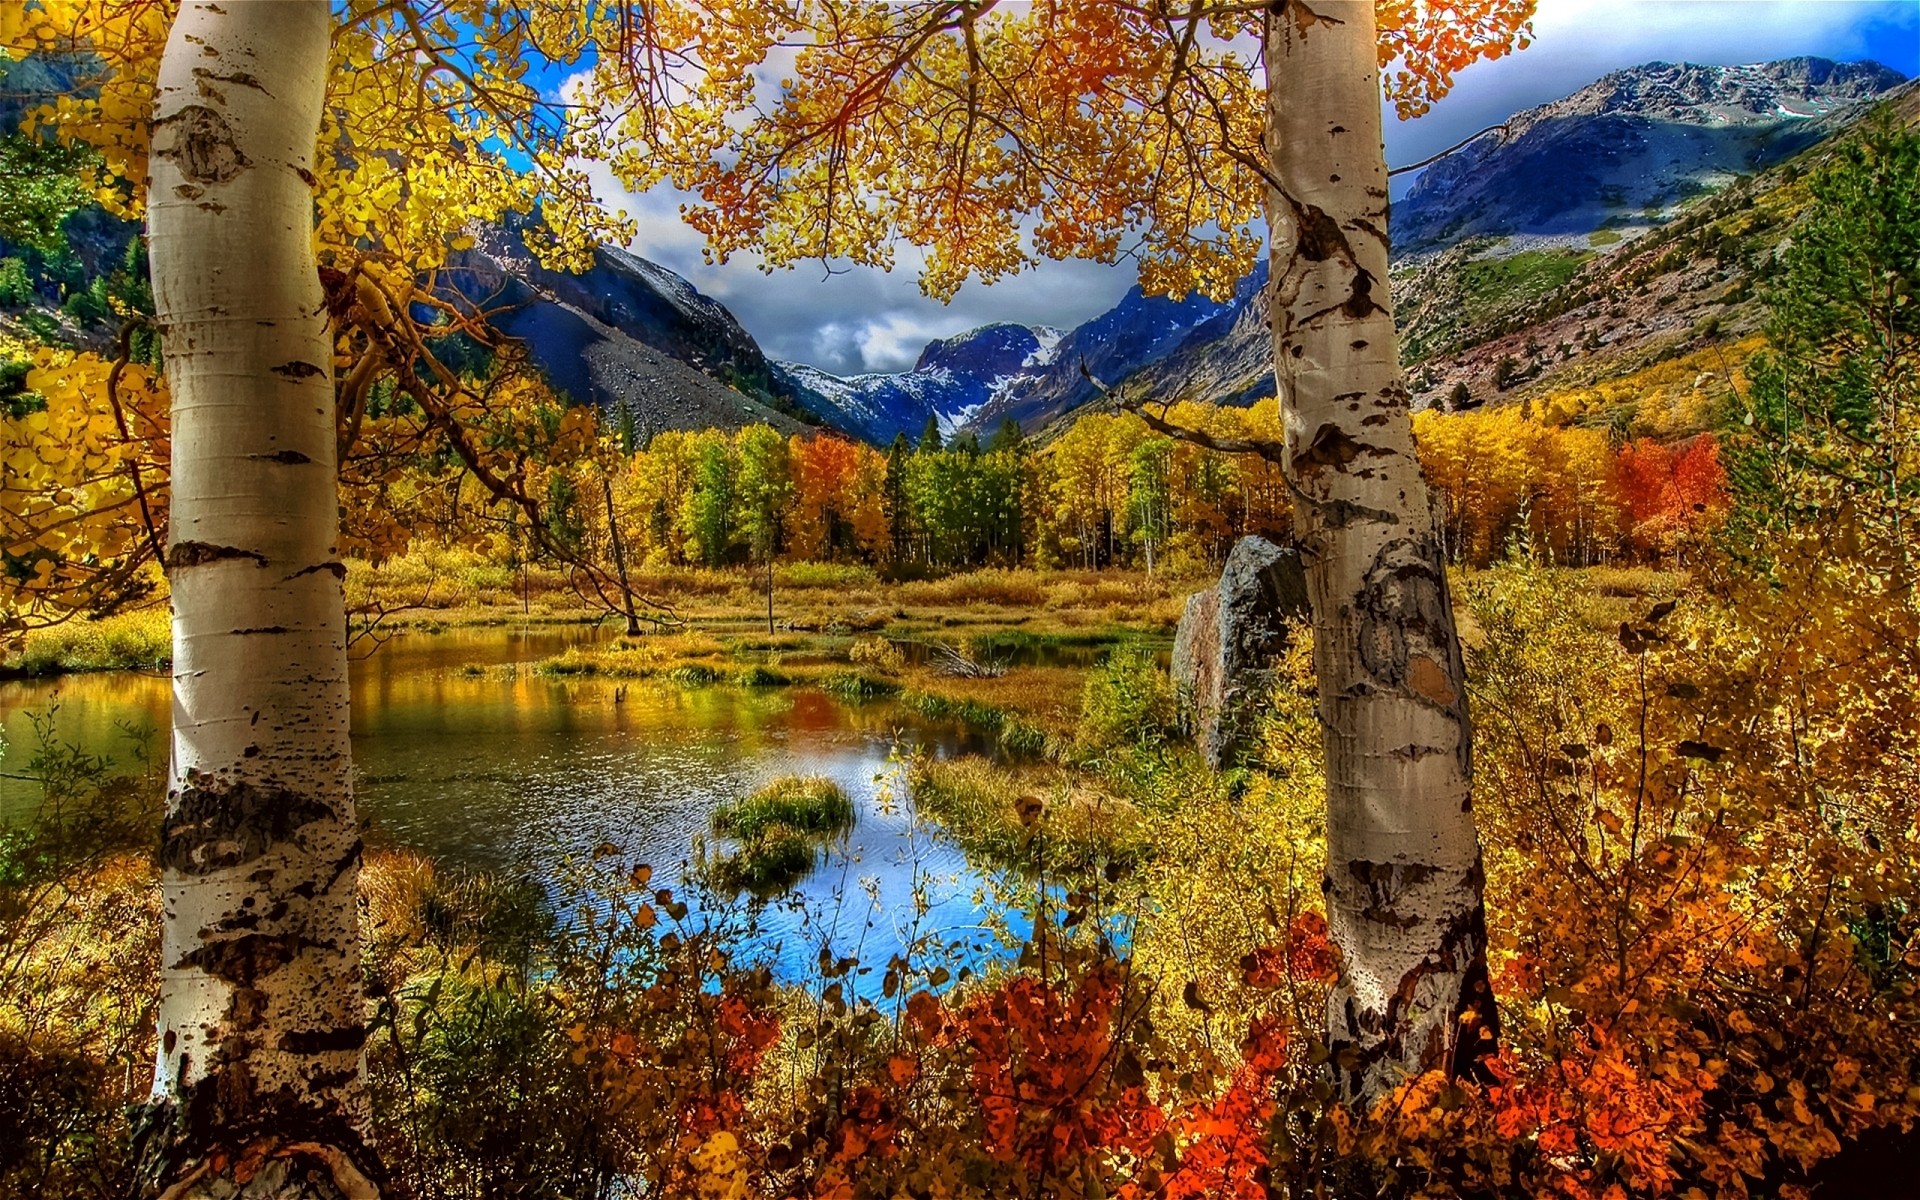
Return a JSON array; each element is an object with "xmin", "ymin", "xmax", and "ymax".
[{"xmin": 0, "ymin": 626, "xmax": 1018, "ymax": 984}]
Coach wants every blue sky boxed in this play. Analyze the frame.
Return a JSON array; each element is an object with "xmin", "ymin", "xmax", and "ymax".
[{"xmin": 589, "ymin": 0, "xmax": 1919, "ymax": 376}]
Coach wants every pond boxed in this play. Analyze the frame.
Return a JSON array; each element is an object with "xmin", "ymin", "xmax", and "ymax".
[{"xmin": 0, "ymin": 625, "xmax": 1026, "ymax": 988}]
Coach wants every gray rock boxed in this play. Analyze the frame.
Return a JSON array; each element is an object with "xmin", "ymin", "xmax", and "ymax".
[{"xmin": 1171, "ymin": 536, "xmax": 1310, "ymax": 767}]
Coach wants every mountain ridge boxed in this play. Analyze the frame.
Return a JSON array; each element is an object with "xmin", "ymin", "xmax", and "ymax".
[{"xmin": 434, "ymin": 54, "xmax": 1905, "ymax": 445}]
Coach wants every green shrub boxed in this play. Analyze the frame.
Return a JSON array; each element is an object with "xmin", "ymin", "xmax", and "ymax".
[
  {"xmin": 18, "ymin": 308, "xmax": 61, "ymax": 341},
  {"xmin": 0, "ymin": 257, "xmax": 32, "ymax": 306},
  {"xmin": 1076, "ymin": 644, "xmax": 1177, "ymax": 754}
]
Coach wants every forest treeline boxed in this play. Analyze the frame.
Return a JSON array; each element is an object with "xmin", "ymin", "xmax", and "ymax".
[{"xmin": 526, "ymin": 401, "xmax": 1727, "ymax": 584}]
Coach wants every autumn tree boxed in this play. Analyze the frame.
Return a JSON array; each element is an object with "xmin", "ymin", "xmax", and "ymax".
[
  {"xmin": 0, "ymin": 0, "xmax": 759, "ymax": 1190},
  {"xmin": 633, "ymin": 0, "xmax": 1532, "ymax": 1095}
]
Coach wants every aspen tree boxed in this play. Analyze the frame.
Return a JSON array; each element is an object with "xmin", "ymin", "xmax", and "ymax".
[
  {"xmin": 645, "ymin": 0, "xmax": 1531, "ymax": 1099},
  {"xmin": 1262, "ymin": 1, "xmax": 1495, "ymax": 1098},
  {"xmin": 138, "ymin": 2, "xmax": 378, "ymax": 1194}
]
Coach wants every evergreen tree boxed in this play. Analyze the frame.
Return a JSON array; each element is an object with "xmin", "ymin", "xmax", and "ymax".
[
  {"xmin": 1731, "ymin": 122, "xmax": 1919, "ymax": 552},
  {"xmin": 987, "ymin": 417, "xmax": 1024, "ymax": 454},
  {"xmin": 884, "ymin": 432, "xmax": 911, "ymax": 562},
  {"xmin": 918, "ymin": 413, "xmax": 943, "ymax": 453}
]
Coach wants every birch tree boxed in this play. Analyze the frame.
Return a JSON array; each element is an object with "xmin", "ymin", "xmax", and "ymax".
[{"xmin": 640, "ymin": 0, "xmax": 1531, "ymax": 1099}]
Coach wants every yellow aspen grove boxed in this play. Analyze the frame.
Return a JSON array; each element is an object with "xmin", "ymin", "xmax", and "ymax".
[
  {"xmin": 137, "ymin": 3, "xmax": 377, "ymax": 1195},
  {"xmin": 649, "ymin": 0, "xmax": 1533, "ymax": 1100}
]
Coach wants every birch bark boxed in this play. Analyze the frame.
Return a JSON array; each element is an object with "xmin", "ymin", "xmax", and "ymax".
[
  {"xmin": 138, "ymin": 2, "xmax": 378, "ymax": 1194},
  {"xmin": 1262, "ymin": 0, "xmax": 1498, "ymax": 1101}
]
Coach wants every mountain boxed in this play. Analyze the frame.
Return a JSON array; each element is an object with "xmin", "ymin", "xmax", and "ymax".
[
  {"xmin": 1002, "ymin": 55, "xmax": 1907, "ymax": 431},
  {"xmin": 782, "ymin": 277, "xmax": 1248, "ymax": 442},
  {"xmin": 444, "ymin": 231, "xmax": 829, "ymax": 436},
  {"xmin": 774, "ymin": 322, "xmax": 1063, "ymax": 445},
  {"xmin": 353, "ymin": 56, "xmax": 1906, "ymax": 447},
  {"xmin": 1393, "ymin": 57, "xmax": 1907, "ymax": 258}
]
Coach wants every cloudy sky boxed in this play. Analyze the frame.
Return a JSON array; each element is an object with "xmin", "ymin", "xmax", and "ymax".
[{"xmin": 588, "ymin": 0, "xmax": 1919, "ymax": 377}]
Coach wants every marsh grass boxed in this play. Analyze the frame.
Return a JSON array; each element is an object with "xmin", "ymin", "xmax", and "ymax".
[
  {"xmin": 908, "ymin": 758, "xmax": 1138, "ymax": 872},
  {"xmin": 7, "ymin": 609, "xmax": 170, "ymax": 675},
  {"xmin": 712, "ymin": 777, "xmax": 854, "ymax": 842},
  {"xmin": 706, "ymin": 777, "xmax": 853, "ymax": 896}
]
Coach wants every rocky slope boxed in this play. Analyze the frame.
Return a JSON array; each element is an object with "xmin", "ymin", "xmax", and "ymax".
[
  {"xmin": 1394, "ymin": 57, "xmax": 1905, "ymax": 257},
  {"xmin": 443, "ymin": 231, "xmax": 828, "ymax": 436},
  {"xmin": 1039, "ymin": 56, "xmax": 1907, "ymax": 431}
]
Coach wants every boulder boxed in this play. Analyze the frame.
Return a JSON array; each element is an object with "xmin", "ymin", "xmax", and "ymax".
[{"xmin": 1171, "ymin": 536, "xmax": 1310, "ymax": 767}]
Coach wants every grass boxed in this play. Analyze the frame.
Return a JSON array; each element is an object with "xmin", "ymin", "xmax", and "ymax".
[
  {"xmin": 820, "ymin": 671, "xmax": 900, "ymax": 702},
  {"xmin": 909, "ymin": 758, "xmax": 1138, "ymax": 871},
  {"xmin": 706, "ymin": 827, "xmax": 818, "ymax": 895},
  {"xmin": 1458, "ymin": 248, "xmax": 1593, "ymax": 326},
  {"xmin": 712, "ymin": 776, "xmax": 854, "ymax": 842},
  {"xmin": 6, "ymin": 610, "xmax": 171, "ymax": 675},
  {"xmin": 706, "ymin": 776, "xmax": 854, "ymax": 896}
]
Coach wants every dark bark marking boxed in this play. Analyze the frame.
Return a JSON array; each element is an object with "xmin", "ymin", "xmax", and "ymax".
[
  {"xmin": 271, "ymin": 359, "xmax": 324, "ymax": 379},
  {"xmin": 1294, "ymin": 201, "xmax": 1349, "ymax": 263},
  {"xmin": 1319, "ymin": 498, "xmax": 1399, "ymax": 529},
  {"xmin": 167, "ymin": 541, "xmax": 266, "ymax": 569},
  {"xmin": 178, "ymin": 931, "xmax": 315, "ymax": 986},
  {"xmin": 228, "ymin": 626, "xmax": 289, "ymax": 635},
  {"xmin": 191, "ymin": 66, "xmax": 268, "ymax": 94},
  {"xmin": 151, "ymin": 104, "xmax": 249, "ymax": 185},
  {"xmin": 290, "ymin": 561, "xmax": 348, "ymax": 580},
  {"xmin": 159, "ymin": 775, "xmax": 334, "ymax": 875},
  {"xmin": 252, "ymin": 449, "xmax": 312, "ymax": 464},
  {"xmin": 1291, "ymin": 423, "xmax": 1388, "ymax": 480},
  {"xmin": 278, "ymin": 1024, "xmax": 367, "ymax": 1055}
]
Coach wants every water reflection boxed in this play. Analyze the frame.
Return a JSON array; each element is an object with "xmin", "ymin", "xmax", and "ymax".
[{"xmin": 1, "ymin": 624, "xmax": 1011, "ymax": 986}]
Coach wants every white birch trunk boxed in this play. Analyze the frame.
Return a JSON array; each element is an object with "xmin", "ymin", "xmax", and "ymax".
[
  {"xmin": 1263, "ymin": 0, "xmax": 1497, "ymax": 1101},
  {"xmin": 137, "ymin": 3, "xmax": 379, "ymax": 1195}
]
